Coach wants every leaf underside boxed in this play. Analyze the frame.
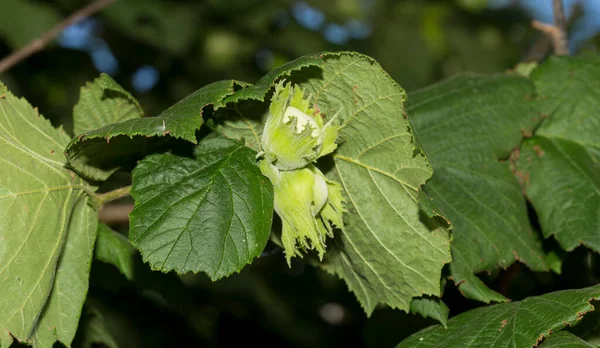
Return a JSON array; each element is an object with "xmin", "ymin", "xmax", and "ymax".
[{"xmin": 0, "ymin": 81, "xmax": 96, "ymax": 347}]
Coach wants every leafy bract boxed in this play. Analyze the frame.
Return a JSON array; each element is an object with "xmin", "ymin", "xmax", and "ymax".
[
  {"xmin": 65, "ymin": 80, "xmax": 240, "ymax": 181},
  {"xmin": 397, "ymin": 285, "xmax": 600, "ymax": 348},
  {"xmin": 0, "ymin": 82, "xmax": 95, "ymax": 347},
  {"xmin": 515, "ymin": 56, "xmax": 600, "ymax": 254},
  {"xmin": 213, "ymin": 54, "xmax": 324, "ymax": 151},
  {"xmin": 407, "ymin": 74, "xmax": 548, "ymax": 303},
  {"xmin": 128, "ymin": 138, "xmax": 273, "ymax": 280},
  {"xmin": 95, "ymin": 223, "xmax": 136, "ymax": 281},
  {"xmin": 73, "ymin": 73, "xmax": 143, "ymax": 136},
  {"xmin": 539, "ymin": 332, "xmax": 593, "ymax": 348},
  {"xmin": 213, "ymin": 52, "xmax": 452, "ymax": 314}
]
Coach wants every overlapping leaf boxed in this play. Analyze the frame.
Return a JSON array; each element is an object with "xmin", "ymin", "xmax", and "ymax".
[
  {"xmin": 32, "ymin": 197, "xmax": 97, "ymax": 347},
  {"xmin": 516, "ymin": 56, "xmax": 600, "ymax": 254},
  {"xmin": 303, "ymin": 53, "xmax": 451, "ymax": 314},
  {"xmin": 128, "ymin": 138, "xmax": 273, "ymax": 280},
  {"xmin": 398, "ymin": 285, "xmax": 600, "ymax": 347},
  {"xmin": 66, "ymin": 80, "xmax": 240, "ymax": 181},
  {"xmin": 539, "ymin": 332, "xmax": 594, "ymax": 348},
  {"xmin": 407, "ymin": 74, "xmax": 548, "ymax": 303},
  {"xmin": 0, "ymin": 82, "xmax": 95, "ymax": 347}
]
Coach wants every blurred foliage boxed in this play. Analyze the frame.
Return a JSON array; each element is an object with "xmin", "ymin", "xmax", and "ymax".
[{"xmin": 2, "ymin": 0, "xmax": 600, "ymax": 347}]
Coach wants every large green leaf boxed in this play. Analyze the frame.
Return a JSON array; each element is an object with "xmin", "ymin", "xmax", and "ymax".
[
  {"xmin": 65, "ymin": 80, "xmax": 240, "ymax": 181},
  {"xmin": 397, "ymin": 285, "xmax": 600, "ymax": 348},
  {"xmin": 73, "ymin": 73, "xmax": 143, "ymax": 136},
  {"xmin": 517, "ymin": 137, "xmax": 600, "ymax": 252},
  {"xmin": 303, "ymin": 52, "xmax": 451, "ymax": 314},
  {"xmin": 0, "ymin": 82, "xmax": 95, "ymax": 347},
  {"xmin": 515, "ymin": 56, "xmax": 600, "ymax": 254},
  {"xmin": 32, "ymin": 197, "xmax": 97, "ymax": 347},
  {"xmin": 213, "ymin": 52, "xmax": 452, "ymax": 314},
  {"xmin": 407, "ymin": 74, "xmax": 548, "ymax": 303},
  {"xmin": 128, "ymin": 137, "xmax": 273, "ymax": 280},
  {"xmin": 539, "ymin": 332, "xmax": 594, "ymax": 348}
]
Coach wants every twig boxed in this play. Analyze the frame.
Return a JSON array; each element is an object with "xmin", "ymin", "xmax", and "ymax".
[
  {"xmin": 99, "ymin": 203, "xmax": 134, "ymax": 225},
  {"xmin": 0, "ymin": 0, "xmax": 118, "ymax": 73},
  {"xmin": 530, "ymin": 0, "xmax": 568, "ymax": 56},
  {"xmin": 95, "ymin": 185, "xmax": 132, "ymax": 205}
]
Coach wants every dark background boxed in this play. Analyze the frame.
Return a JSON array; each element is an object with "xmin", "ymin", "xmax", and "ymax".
[{"xmin": 2, "ymin": 1, "xmax": 600, "ymax": 347}]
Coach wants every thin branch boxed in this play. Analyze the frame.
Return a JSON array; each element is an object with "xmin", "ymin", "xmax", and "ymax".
[
  {"xmin": 95, "ymin": 185, "xmax": 132, "ymax": 205},
  {"xmin": 99, "ymin": 203, "xmax": 133, "ymax": 225},
  {"xmin": 0, "ymin": 0, "xmax": 118, "ymax": 73},
  {"xmin": 531, "ymin": 0, "xmax": 568, "ymax": 56}
]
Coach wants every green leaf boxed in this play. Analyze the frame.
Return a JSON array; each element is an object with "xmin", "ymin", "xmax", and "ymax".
[
  {"xmin": 297, "ymin": 52, "xmax": 451, "ymax": 314},
  {"xmin": 128, "ymin": 137, "xmax": 273, "ymax": 280},
  {"xmin": 95, "ymin": 223, "xmax": 136, "ymax": 281},
  {"xmin": 73, "ymin": 73, "xmax": 143, "ymax": 136},
  {"xmin": 65, "ymin": 80, "xmax": 240, "ymax": 181},
  {"xmin": 517, "ymin": 137, "xmax": 600, "ymax": 252},
  {"xmin": 569, "ymin": 303, "xmax": 600, "ymax": 347},
  {"xmin": 514, "ymin": 56, "xmax": 600, "ymax": 254},
  {"xmin": 0, "ymin": 0, "xmax": 59, "ymax": 49},
  {"xmin": 531, "ymin": 55, "xmax": 600, "ymax": 160},
  {"xmin": 539, "ymin": 332, "xmax": 594, "ymax": 348},
  {"xmin": 407, "ymin": 74, "xmax": 548, "ymax": 303},
  {"xmin": 410, "ymin": 298, "xmax": 449, "ymax": 328},
  {"xmin": 0, "ymin": 82, "xmax": 95, "ymax": 346},
  {"xmin": 397, "ymin": 285, "xmax": 600, "ymax": 348},
  {"xmin": 32, "ymin": 196, "xmax": 98, "ymax": 347}
]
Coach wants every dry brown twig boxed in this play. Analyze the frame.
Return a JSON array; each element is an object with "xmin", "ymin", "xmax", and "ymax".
[
  {"xmin": 531, "ymin": 0, "xmax": 569, "ymax": 56},
  {"xmin": 0, "ymin": 0, "xmax": 118, "ymax": 73}
]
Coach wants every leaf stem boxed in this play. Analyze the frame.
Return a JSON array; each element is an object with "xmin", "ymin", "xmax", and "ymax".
[{"xmin": 95, "ymin": 185, "xmax": 132, "ymax": 205}]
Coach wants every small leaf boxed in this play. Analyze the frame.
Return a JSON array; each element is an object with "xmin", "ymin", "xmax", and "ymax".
[
  {"xmin": 129, "ymin": 138, "xmax": 273, "ymax": 280},
  {"xmin": 397, "ymin": 285, "xmax": 600, "ymax": 348},
  {"xmin": 0, "ymin": 81, "xmax": 95, "ymax": 346},
  {"xmin": 410, "ymin": 298, "xmax": 449, "ymax": 328},
  {"xmin": 95, "ymin": 223, "xmax": 136, "ymax": 281},
  {"xmin": 408, "ymin": 74, "xmax": 548, "ymax": 303},
  {"xmin": 65, "ymin": 80, "xmax": 240, "ymax": 181},
  {"xmin": 73, "ymin": 73, "xmax": 143, "ymax": 135},
  {"xmin": 539, "ymin": 332, "xmax": 593, "ymax": 348}
]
